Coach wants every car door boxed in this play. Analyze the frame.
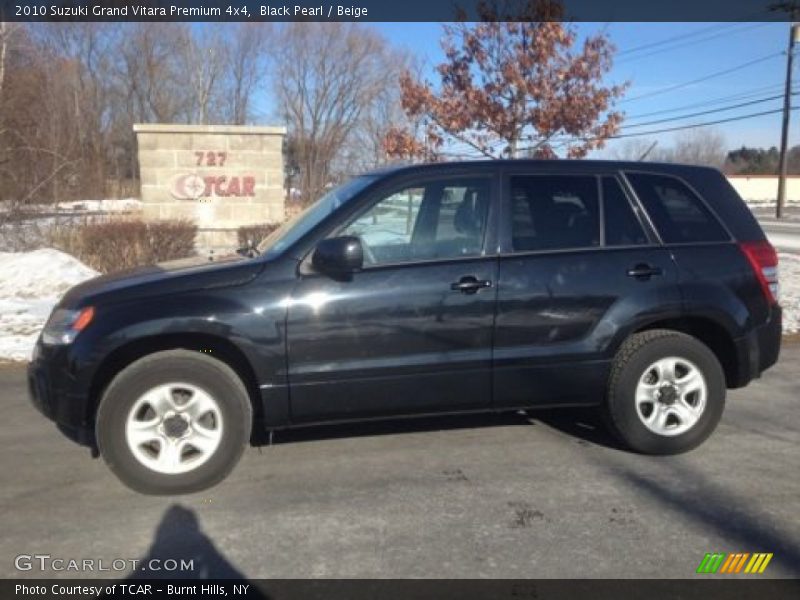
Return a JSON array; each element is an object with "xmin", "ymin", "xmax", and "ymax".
[
  {"xmin": 493, "ymin": 171, "xmax": 682, "ymax": 408},
  {"xmin": 286, "ymin": 172, "xmax": 499, "ymax": 422}
]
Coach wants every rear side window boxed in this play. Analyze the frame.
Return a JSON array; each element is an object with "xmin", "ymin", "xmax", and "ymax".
[
  {"xmin": 509, "ymin": 175, "xmax": 600, "ymax": 252},
  {"xmin": 602, "ymin": 177, "xmax": 648, "ymax": 246},
  {"xmin": 626, "ymin": 173, "xmax": 729, "ymax": 243}
]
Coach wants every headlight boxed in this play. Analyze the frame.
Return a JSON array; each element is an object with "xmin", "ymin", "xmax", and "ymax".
[{"xmin": 41, "ymin": 307, "xmax": 95, "ymax": 345}]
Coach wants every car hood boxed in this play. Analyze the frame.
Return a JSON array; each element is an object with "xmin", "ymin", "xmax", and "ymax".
[{"xmin": 60, "ymin": 253, "xmax": 265, "ymax": 308}]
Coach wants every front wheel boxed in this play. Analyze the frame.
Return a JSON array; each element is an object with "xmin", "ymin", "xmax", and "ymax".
[
  {"xmin": 96, "ymin": 350, "xmax": 252, "ymax": 495},
  {"xmin": 604, "ymin": 330, "xmax": 726, "ymax": 454}
]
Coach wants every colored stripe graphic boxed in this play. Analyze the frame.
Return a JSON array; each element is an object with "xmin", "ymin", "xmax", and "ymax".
[
  {"xmin": 696, "ymin": 552, "xmax": 773, "ymax": 574},
  {"xmin": 744, "ymin": 553, "xmax": 774, "ymax": 574},
  {"xmin": 720, "ymin": 553, "xmax": 749, "ymax": 573},
  {"xmin": 697, "ymin": 553, "xmax": 726, "ymax": 574}
]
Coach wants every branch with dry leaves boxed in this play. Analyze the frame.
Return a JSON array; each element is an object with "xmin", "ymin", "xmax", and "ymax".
[{"xmin": 384, "ymin": 0, "xmax": 628, "ymax": 161}]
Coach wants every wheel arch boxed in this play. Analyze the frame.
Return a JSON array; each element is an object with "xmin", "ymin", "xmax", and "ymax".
[
  {"xmin": 632, "ymin": 316, "xmax": 741, "ymax": 389},
  {"xmin": 87, "ymin": 333, "xmax": 263, "ymax": 431}
]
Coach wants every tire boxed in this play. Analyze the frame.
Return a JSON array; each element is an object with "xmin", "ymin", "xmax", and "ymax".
[
  {"xmin": 96, "ymin": 350, "xmax": 252, "ymax": 495},
  {"xmin": 604, "ymin": 329, "xmax": 726, "ymax": 455}
]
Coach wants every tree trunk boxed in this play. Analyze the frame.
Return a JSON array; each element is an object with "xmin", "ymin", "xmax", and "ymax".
[{"xmin": 0, "ymin": 22, "xmax": 9, "ymax": 101}]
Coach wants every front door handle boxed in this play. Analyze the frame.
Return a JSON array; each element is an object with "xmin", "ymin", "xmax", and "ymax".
[
  {"xmin": 451, "ymin": 276, "xmax": 492, "ymax": 294},
  {"xmin": 627, "ymin": 264, "xmax": 663, "ymax": 280}
]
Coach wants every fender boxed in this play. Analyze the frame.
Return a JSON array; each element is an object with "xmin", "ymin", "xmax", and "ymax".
[{"xmin": 66, "ymin": 274, "xmax": 296, "ymax": 430}]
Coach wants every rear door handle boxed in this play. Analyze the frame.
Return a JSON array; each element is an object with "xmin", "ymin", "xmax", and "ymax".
[
  {"xmin": 627, "ymin": 264, "xmax": 663, "ymax": 280},
  {"xmin": 451, "ymin": 276, "xmax": 492, "ymax": 294}
]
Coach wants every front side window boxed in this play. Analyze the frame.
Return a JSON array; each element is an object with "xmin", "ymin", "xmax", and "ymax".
[
  {"xmin": 340, "ymin": 178, "xmax": 491, "ymax": 266},
  {"xmin": 626, "ymin": 173, "xmax": 728, "ymax": 243},
  {"xmin": 258, "ymin": 175, "xmax": 377, "ymax": 257},
  {"xmin": 509, "ymin": 175, "xmax": 600, "ymax": 252}
]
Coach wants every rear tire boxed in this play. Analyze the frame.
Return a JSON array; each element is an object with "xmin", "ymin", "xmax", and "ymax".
[
  {"xmin": 604, "ymin": 329, "xmax": 725, "ymax": 454},
  {"xmin": 96, "ymin": 350, "xmax": 252, "ymax": 495}
]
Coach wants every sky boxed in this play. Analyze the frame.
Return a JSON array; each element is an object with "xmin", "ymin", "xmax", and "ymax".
[{"xmin": 368, "ymin": 21, "xmax": 798, "ymax": 158}]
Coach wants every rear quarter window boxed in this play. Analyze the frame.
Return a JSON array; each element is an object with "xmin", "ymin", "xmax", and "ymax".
[{"xmin": 626, "ymin": 173, "xmax": 729, "ymax": 243}]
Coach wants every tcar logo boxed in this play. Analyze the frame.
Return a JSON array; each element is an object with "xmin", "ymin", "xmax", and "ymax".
[
  {"xmin": 170, "ymin": 173, "xmax": 257, "ymax": 199},
  {"xmin": 696, "ymin": 552, "xmax": 773, "ymax": 574},
  {"xmin": 171, "ymin": 174, "xmax": 207, "ymax": 200}
]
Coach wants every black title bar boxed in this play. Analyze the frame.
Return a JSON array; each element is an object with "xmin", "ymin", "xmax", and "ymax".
[
  {"xmin": 0, "ymin": 0, "xmax": 797, "ymax": 22},
  {"xmin": 3, "ymin": 579, "xmax": 800, "ymax": 600}
]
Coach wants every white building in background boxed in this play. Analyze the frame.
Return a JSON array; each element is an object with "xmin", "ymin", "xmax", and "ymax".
[{"xmin": 726, "ymin": 175, "xmax": 800, "ymax": 204}]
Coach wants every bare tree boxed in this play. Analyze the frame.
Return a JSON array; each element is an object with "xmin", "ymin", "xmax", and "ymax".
[
  {"xmin": 33, "ymin": 24, "xmax": 120, "ymax": 196},
  {"xmin": 223, "ymin": 23, "xmax": 270, "ymax": 125},
  {"xmin": 178, "ymin": 25, "xmax": 228, "ymax": 124},
  {"xmin": 666, "ymin": 128, "xmax": 727, "ymax": 168},
  {"xmin": 608, "ymin": 138, "xmax": 660, "ymax": 161},
  {"xmin": 272, "ymin": 23, "xmax": 405, "ymax": 204},
  {"xmin": 115, "ymin": 23, "xmax": 191, "ymax": 124},
  {"xmin": 0, "ymin": 28, "xmax": 85, "ymax": 210},
  {"xmin": 0, "ymin": 21, "xmax": 14, "ymax": 100},
  {"xmin": 332, "ymin": 52, "xmax": 415, "ymax": 178}
]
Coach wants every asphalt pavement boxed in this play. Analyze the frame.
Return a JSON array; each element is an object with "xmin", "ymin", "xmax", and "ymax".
[{"xmin": 0, "ymin": 343, "xmax": 798, "ymax": 580}]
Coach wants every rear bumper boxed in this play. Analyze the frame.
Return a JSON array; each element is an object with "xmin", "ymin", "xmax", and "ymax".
[
  {"xmin": 27, "ymin": 340, "xmax": 95, "ymax": 446},
  {"xmin": 732, "ymin": 306, "xmax": 781, "ymax": 388}
]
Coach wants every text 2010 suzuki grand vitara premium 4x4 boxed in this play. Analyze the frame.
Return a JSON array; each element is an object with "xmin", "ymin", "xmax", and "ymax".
[{"xmin": 29, "ymin": 161, "xmax": 781, "ymax": 494}]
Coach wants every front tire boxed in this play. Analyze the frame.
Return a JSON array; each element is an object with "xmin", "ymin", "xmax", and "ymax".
[
  {"xmin": 96, "ymin": 350, "xmax": 252, "ymax": 495},
  {"xmin": 604, "ymin": 329, "xmax": 726, "ymax": 454}
]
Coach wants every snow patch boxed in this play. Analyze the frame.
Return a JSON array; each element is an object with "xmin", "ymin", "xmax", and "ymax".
[
  {"xmin": 55, "ymin": 198, "xmax": 142, "ymax": 213},
  {"xmin": 779, "ymin": 252, "xmax": 800, "ymax": 334},
  {"xmin": 0, "ymin": 249, "xmax": 98, "ymax": 361}
]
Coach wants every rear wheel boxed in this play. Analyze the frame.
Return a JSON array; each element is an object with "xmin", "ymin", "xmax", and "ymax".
[
  {"xmin": 604, "ymin": 330, "xmax": 725, "ymax": 454},
  {"xmin": 96, "ymin": 350, "xmax": 252, "ymax": 495}
]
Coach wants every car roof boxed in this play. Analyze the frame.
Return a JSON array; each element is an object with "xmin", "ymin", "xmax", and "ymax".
[{"xmin": 363, "ymin": 159, "xmax": 720, "ymax": 178}]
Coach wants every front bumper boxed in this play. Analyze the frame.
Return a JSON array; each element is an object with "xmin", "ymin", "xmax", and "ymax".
[{"xmin": 28, "ymin": 339, "xmax": 95, "ymax": 446}]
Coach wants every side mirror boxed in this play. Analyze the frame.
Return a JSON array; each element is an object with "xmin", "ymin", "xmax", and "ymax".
[{"xmin": 312, "ymin": 236, "xmax": 363, "ymax": 275}]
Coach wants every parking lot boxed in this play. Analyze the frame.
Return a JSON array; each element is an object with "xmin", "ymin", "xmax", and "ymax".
[{"xmin": 0, "ymin": 344, "xmax": 798, "ymax": 580}]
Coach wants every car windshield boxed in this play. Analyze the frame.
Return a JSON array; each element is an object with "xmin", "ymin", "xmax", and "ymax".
[{"xmin": 257, "ymin": 175, "xmax": 378, "ymax": 258}]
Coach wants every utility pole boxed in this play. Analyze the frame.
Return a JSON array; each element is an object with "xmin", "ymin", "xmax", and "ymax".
[
  {"xmin": 638, "ymin": 141, "xmax": 659, "ymax": 161},
  {"xmin": 777, "ymin": 22, "xmax": 800, "ymax": 218}
]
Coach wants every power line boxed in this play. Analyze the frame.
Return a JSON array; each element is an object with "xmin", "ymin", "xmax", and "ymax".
[
  {"xmin": 620, "ymin": 52, "xmax": 784, "ymax": 104},
  {"xmin": 610, "ymin": 106, "xmax": 794, "ymax": 140},
  {"xmin": 624, "ymin": 93, "xmax": 791, "ymax": 129},
  {"xmin": 616, "ymin": 23, "xmax": 740, "ymax": 57},
  {"xmin": 616, "ymin": 23, "xmax": 770, "ymax": 64},
  {"xmin": 624, "ymin": 83, "xmax": 788, "ymax": 119},
  {"xmin": 516, "ymin": 106, "xmax": 797, "ymax": 152}
]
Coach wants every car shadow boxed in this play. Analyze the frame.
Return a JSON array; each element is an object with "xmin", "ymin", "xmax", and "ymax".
[
  {"xmin": 529, "ymin": 406, "xmax": 625, "ymax": 451},
  {"xmin": 606, "ymin": 459, "xmax": 800, "ymax": 577}
]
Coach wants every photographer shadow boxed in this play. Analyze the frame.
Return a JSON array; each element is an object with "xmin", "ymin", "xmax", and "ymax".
[{"xmin": 111, "ymin": 504, "xmax": 269, "ymax": 598}]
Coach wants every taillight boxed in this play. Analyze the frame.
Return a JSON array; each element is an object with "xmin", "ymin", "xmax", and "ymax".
[{"xmin": 739, "ymin": 240, "xmax": 779, "ymax": 305}]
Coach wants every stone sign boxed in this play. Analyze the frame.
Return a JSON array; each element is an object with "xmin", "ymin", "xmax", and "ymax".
[{"xmin": 134, "ymin": 123, "xmax": 286, "ymax": 251}]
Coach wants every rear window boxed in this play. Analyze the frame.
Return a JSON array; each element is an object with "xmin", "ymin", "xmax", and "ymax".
[
  {"xmin": 626, "ymin": 173, "xmax": 729, "ymax": 243},
  {"xmin": 509, "ymin": 175, "xmax": 600, "ymax": 252}
]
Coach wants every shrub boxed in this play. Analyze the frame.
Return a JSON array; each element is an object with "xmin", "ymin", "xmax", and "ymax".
[
  {"xmin": 49, "ymin": 219, "xmax": 197, "ymax": 274},
  {"xmin": 237, "ymin": 223, "xmax": 280, "ymax": 248}
]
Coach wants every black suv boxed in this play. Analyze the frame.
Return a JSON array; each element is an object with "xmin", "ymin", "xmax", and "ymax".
[{"xmin": 29, "ymin": 160, "xmax": 781, "ymax": 494}]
